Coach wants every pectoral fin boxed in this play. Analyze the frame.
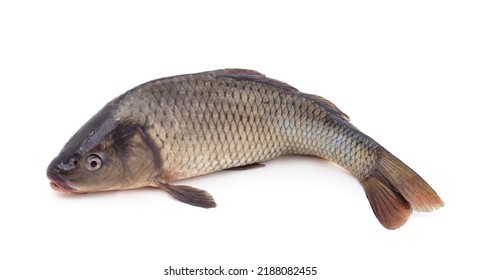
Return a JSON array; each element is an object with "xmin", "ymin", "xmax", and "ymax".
[
  {"xmin": 159, "ymin": 183, "xmax": 217, "ymax": 208},
  {"xmin": 225, "ymin": 163, "xmax": 265, "ymax": 171}
]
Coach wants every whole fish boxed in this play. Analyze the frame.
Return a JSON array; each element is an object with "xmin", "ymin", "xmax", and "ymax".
[{"xmin": 47, "ymin": 69, "xmax": 443, "ymax": 229}]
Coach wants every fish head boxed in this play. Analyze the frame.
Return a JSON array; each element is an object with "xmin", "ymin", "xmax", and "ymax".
[{"xmin": 47, "ymin": 105, "xmax": 158, "ymax": 193}]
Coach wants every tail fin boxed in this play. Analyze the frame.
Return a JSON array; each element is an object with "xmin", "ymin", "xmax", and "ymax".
[{"xmin": 361, "ymin": 148, "xmax": 444, "ymax": 229}]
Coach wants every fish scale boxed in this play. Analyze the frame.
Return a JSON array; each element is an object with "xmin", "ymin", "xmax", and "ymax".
[
  {"xmin": 113, "ymin": 71, "xmax": 370, "ymax": 181},
  {"xmin": 47, "ymin": 69, "xmax": 444, "ymax": 229}
]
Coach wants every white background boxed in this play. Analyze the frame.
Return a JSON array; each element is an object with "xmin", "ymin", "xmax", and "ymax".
[{"xmin": 1, "ymin": 1, "xmax": 480, "ymax": 279}]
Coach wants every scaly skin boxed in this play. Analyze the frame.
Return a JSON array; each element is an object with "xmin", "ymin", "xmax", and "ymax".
[
  {"xmin": 48, "ymin": 69, "xmax": 444, "ymax": 229},
  {"xmin": 111, "ymin": 69, "xmax": 378, "ymax": 183}
]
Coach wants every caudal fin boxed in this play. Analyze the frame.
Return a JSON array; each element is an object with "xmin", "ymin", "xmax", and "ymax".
[{"xmin": 361, "ymin": 148, "xmax": 444, "ymax": 229}]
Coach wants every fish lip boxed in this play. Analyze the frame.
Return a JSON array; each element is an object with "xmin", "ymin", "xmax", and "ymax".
[
  {"xmin": 47, "ymin": 169, "xmax": 77, "ymax": 193},
  {"xmin": 49, "ymin": 180, "xmax": 76, "ymax": 193}
]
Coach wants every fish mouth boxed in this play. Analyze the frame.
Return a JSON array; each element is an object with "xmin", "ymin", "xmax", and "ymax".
[
  {"xmin": 47, "ymin": 172, "xmax": 77, "ymax": 193},
  {"xmin": 49, "ymin": 180, "xmax": 76, "ymax": 193}
]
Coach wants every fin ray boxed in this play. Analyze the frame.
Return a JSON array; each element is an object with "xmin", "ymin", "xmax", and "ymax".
[
  {"xmin": 159, "ymin": 183, "xmax": 216, "ymax": 208},
  {"xmin": 377, "ymin": 150, "xmax": 444, "ymax": 212},
  {"xmin": 363, "ymin": 171, "xmax": 412, "ymax": 229},
  {"xmin": 217, "ymin": 68, "xmax": 299, "ymax": 92},
  {"xmin": 303, "ymin": 93, "xmax": 350, "ymax": 121},
  {"xmin": 361, "ymin": 148, "xmax": 444, "ymax": 229}
]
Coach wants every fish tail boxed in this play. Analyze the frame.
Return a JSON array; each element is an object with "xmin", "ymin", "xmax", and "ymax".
[{"xmin": 361, "ymin": 148, "xmax": 444, "ymax": 229}]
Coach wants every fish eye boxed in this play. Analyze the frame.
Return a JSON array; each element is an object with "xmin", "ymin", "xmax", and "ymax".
[{"xmin": 85, "ymin": 154, "xmax": 102, "ymax": 171}]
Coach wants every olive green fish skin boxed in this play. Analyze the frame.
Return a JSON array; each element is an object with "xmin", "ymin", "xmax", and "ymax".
[
  {"xmin": 48, "ymin": 69, "xmax": 444, "ymax": 229},
  {"xmin": 111, "ymin": 69, "xmax": 378, "ymax": 183}
]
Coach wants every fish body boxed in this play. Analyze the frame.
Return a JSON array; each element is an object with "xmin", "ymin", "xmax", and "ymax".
[{"xmin": 47, "ymin": 69, "xmax": 443, "ymax": 229}]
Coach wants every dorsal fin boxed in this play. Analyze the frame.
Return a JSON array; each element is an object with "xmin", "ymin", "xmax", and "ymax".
[
  {"xmin": 304, "ymin": 93, "xmax": 350, "ymax": 121},
  {"xmin": 215, "ymin": 68, "xmax": 299, "ymax": 92},
  {"xmin": 215, "ymin": 69, "xmax": 348, "ymax": 121}
]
